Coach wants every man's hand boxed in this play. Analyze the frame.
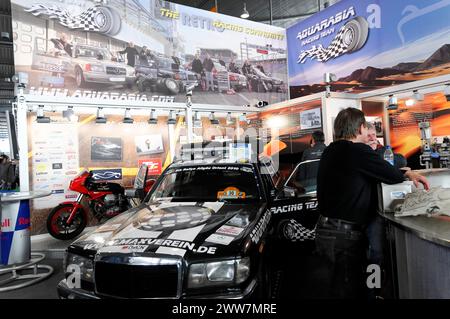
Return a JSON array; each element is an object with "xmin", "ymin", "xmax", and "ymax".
[{"xmin": 404, "ymin": 170, "xmax": 430, "ymax": 190}]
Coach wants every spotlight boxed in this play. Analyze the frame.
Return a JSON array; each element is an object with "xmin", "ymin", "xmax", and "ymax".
[
  {"xmin": 36, "ymin": 105, "xmax": 50, "ymax": 123},
  {"xmin": 324, "ymin": 72, "xmax": 337, "ymax": 83},
  {"xmin": 148, "ymin": 109, "xmax": 157, "ymax": 124},
  {"xmin": 387, "ymin": 95, "xmax": 398, "ymax": 110},
  {"xmin": 96, "ymin": 107, "xmax": 107, "ymax": 124},
  {"xmin": 413, "ymin": 90, "xmax": 424, "ymax": 102},
  {"xmin": 63, "ymin": 106, "xmax": 77, "ymax": 121},
  {"xmin": 226, "ymin": 112, "xmax": 233, "ymax": 125},
  {"xmin": 209, "ymin": 112, "xmax": 219, "ymax": 125},
  {"xmin": 194, "ymin": 111, "xmax": 202, "ymax": 127},
  {"xmin": 167, "ymin": 110, "xmax": 177, "ymax": 125},
  {"xmin": 123, "ymin": 108, "xmax": 134, "ymax": 124},
  {"xmin": 240, "ymin": 2, "xmax": 249, "ymax": 19},
  {"xmin": 445, "ymin": 84, "xmax": 450, "ymax": 102}
]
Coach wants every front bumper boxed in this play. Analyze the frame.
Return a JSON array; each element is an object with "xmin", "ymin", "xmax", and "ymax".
[
  {"xmin": 84, "ymin": 72, "xmax": 135, "ymax": 85},
  {"xmin": 57, "ymin": 278, "xmax": 257, "ymax": 300}
]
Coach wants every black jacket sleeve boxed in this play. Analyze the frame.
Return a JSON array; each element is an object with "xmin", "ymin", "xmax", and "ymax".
[{"xmin": 355, "ymin": 143, "xmax": 405, "ymax": 184}]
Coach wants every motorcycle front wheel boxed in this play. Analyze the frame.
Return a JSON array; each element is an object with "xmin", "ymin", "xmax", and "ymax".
[{"xmin": 46, "ymin": 204, "xmax": 87, "ymax": 240}]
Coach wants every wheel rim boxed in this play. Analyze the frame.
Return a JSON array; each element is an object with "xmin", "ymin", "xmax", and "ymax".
[
  {"xmin": 94, "ymin": 12, "xmax": 107, "ymax": 28},
  {"xmin": 167, "ymin": 80, "xmax": 178, "ymax": 91},
  {"xmin": 343, "ymin": 27, "xmax": 355, "ymax": 47},
  {"xmin": 51, "ymin": 207, "xmax": 82, "ymax": 236}
]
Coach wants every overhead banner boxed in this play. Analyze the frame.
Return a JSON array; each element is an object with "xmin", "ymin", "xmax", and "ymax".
[
  {"xmin": 11, "ymin": 0, "xmax": 288, "ymax": 106},
  {"xmin": 287, "ymin": 0, "xmax": 450, "ymax": 98}
]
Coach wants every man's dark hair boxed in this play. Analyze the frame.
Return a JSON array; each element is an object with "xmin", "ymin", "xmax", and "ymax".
[
  {"xmin": 312, "ymin": 131, "xmax": 325, "ymax": 143},
  {"xmin": 334, "ymin": 107, "xmax": 367, "ymax": 140}
]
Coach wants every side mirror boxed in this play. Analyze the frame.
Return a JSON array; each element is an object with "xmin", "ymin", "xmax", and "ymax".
[{"xmin": 277, "ymin": 186, "xmax": 297, "ymax": 199}]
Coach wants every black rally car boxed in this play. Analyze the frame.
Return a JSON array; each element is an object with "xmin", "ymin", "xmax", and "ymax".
[{"xmin": 57, "ymin": 143, "xmax": 319, "ymax": 299}]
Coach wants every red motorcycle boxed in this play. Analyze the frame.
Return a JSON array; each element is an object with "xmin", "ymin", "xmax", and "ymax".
[{"xmin": 46, "ymin": 170, "xmax": 130, "ymax": 240}]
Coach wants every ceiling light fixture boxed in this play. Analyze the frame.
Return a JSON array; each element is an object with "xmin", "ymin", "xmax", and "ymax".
[
  {"xmin": 96, "ymin": 107, "xmax": 107, "ymax": 124},
  {"xmin": 226, "ymin": 112, "xmax": 233, "ymax": 125},
  {"xmin": 209, "ymin": 111, "xmax": 219, "ymax": 125},
  {"xmin": 413, "ymin": 89, "xmax": 424, "ymax": 102},
  {"xmin": 62, "ymin": 105, "xmax": 76, "ymax": 121},
  {"xmin": 123, "ymin": 108, "xmax": 134, "ymax": 124},
  {"xmin": 36, "ymin": 105, "xmax": 50, "ymax": 123},
  {"xmin": 240, "ymin": 2, "xmax": 249, "ymax": 19},
  {"xmin": 387, "ymin": 95, "xmax": 398, "ymax": 110},
  {"xmin": 148, "ymin": 109, "xmax": 157, "ymax": 124},
  {"xmin": 194, "ymin": 111, "xmax": 202, "ymax": 127},
  {"xmin": 167, "ymin": 110, "xmax": 177, "ymax": 125}
]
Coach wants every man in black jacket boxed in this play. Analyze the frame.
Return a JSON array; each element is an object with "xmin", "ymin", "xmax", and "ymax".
[
  {"xmin": 315, "ymin": 107, "xmax": 429, "ymax": 299},
  {"xmin": 118, "ymin": 42, "xmax": 139, "ymax": 67}
]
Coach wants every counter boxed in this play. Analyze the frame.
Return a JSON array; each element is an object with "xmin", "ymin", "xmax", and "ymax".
[{"xmin": 379, "ymin": 169, "xmax": 450, "ymax": 299}]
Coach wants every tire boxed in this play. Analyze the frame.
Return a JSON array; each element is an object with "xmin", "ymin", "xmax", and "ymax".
[
  {"xmin": 164, "ymin": 78, "xmax": 180, "ymax": 95},
  {"xmin": 255, "ymin": 250, "xmax": 273, "ymax": 299},
  {"xmin": 276, "ymin": 220, "xmax": 294, "ymax": 241},
  {"xmin": 93, "ymin": 6, "xmax": 122, "ymax": 36},
  {"xmin": 46, "ymin": 204, "xmax": 87, "ymax": 240},
  {"xmin": 342, "ymin": 16, "xmax": 369, "ymax": 53},
  {"xmin": 75, "ymin": 67, "xmax": 86, "ymax": 88}
]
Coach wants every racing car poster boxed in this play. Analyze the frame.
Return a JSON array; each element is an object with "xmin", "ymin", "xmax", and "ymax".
[
  {"xmin": 287, "ymin": 0, "xmax": 450, "ymax": 98},
  {"xmin": 11, "ymin": 0, "xmax": 288, "ymax": 106}
]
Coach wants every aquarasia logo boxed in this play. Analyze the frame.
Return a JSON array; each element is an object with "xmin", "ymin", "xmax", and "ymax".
[{"xmin": 297, "ymin": 6, "xmax": 356, "ymax": 41}]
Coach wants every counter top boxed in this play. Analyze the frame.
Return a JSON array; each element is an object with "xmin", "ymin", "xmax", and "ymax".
[
  {"xmin": 0, "ymin": 191, "xmax": 52, "ymax": 202},
  {"xmin": 381, "ymin": 212, "xmax": 450, "ymax": 247}
]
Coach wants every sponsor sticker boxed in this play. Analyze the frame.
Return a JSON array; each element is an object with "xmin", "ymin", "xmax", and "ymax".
[
  {"xmin": 52, "ymin": 163, "xmax": 63, "ymax": 169},
  {"xmin": 205, "ymin": 233, "xmax": 234, "ymax": 245},
  {"xmin": 138, "ymin": 159, "xmax": 162, "ymax": 175},
  {"xmin": 216, "ymin": 225, "xmax": 244, "ymax": 236},
  {"xmin": 250, "ymin": 210, "xmax": 271, "ymax": 244},
  {"xmin": 217, "ymin": 187, "xmax": 246, "ymax": 200}
]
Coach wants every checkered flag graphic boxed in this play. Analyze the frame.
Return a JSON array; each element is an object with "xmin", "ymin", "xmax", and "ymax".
[
  {"xmin": 297, "ymin": 25, "xmax": 348, "ymax": 64},
  {"xmin": 25, "ymin": 4, "xmax": 104, "ymax": 32},
  {"xmin": 286, "ymin": 219, "xmax": 316, "ymax": 242}
]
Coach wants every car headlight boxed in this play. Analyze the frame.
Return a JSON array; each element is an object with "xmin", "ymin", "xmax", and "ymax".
[
  {"xmin": 90, "ymin": 64, "xmax": 104, "ymax": 72},
  {"xmin": 187, "ymin": 257, "xmax": 250, "ymax": 288},
  {"xmin": 64, "ymin": 252, "xmax": 94, "ymax": 283}
]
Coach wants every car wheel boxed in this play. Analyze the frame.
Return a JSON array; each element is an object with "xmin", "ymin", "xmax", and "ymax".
[
  {"xmin": 90, "ymin": 6, "xmax": 122, "ymax": 36},
  {"xmin": 164, "ymin": 78, "xmax": 180, "ymax": 95},
  {"xmin": 137, "ymin": 79, "xmax": 147, "ymax": 92},
  {"xmin": 75, "ymin": 67, "xmax": 86, "ymax": 88},
  {"xmin": 342, "ymin": 16, "xmax": 369, "ymax": 53},
  {"xmin": 255, "ymin": 248, "xmax": 274, "ymax": 299}
]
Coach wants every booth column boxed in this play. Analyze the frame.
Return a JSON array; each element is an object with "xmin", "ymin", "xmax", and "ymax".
[{"xmin": 16, "ymin": 87, "xmax": 29, "ymax": 192}]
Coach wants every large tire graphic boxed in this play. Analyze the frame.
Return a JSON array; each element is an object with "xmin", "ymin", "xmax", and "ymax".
[
  {"xmin": 342, "ymin": 16, "xmax": 369, "ymax": 53},
  {"xmin": 94, "ymin": 6, "xmax": 122, "ymax": 36}
]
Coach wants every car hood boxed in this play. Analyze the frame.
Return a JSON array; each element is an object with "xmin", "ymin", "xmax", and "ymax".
[
  {"xmin": 75, "ymin": 57, "xmax": 133, "ymax": 69},
  {"xmin": 70, "ymin": 201, "xmax": 267, "ymax": 260}
]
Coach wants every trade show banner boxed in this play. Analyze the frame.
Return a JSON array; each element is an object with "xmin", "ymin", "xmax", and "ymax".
[
  {"xmin": 11, "ymin": 0, "xmax": 288, "ymax": 106},
  {"xmin": 287, "ymin": 0, "xmax": 450, "ymax": 98}
]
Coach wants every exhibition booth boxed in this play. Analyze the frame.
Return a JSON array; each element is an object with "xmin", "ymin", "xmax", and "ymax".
[{"xmin": 1, "ymin": 0, "xmax": 450, "ymax": 299}]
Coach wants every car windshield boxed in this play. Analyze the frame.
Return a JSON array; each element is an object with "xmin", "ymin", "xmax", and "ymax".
[
  {"xmin": 149, "ymin": 165, "xmax": 261, "ymax": 203},
  {"xmin": 76, "ymin": 46, "xmax": 111, "ymax": 60},
  {"xmin": 285, "ymin": 160, "xmax": 320, "ymax": 195},
  {"xmin": 158, "ymin": 58, "xmax": 174, "ymax": 69}
]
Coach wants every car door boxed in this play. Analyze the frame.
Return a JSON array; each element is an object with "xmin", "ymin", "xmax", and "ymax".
[{"xmin": 270, "ymin": 160, "xmax": 320, "ymax": 241}]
